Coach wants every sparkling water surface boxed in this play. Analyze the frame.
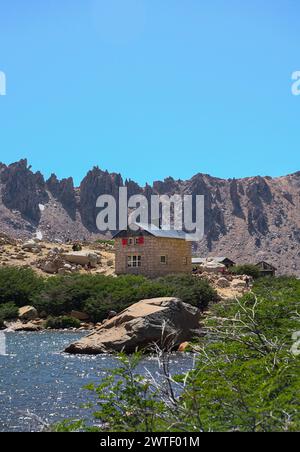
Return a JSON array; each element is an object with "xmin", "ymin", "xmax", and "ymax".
[{"xmin": 0, "ymin": 332, "xmax": 194, "ymax": 432}]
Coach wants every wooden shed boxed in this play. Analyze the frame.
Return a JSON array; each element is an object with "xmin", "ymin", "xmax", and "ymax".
[{"xmin": 256, "ymin": 261, "xmax": 277, "ymax": 277}]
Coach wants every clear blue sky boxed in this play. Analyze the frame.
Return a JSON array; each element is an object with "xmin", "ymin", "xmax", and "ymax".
[{"xmin": 0, "ymin": 0, "xmax": 299, "ymax": 186}]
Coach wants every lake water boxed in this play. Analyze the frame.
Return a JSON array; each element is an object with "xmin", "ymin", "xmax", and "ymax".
[{"xmin": 0, "ymin": 331, "xmax": 195, "ymax": 432}]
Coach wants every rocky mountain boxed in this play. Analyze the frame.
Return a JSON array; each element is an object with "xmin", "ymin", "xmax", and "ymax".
[{"xmin": 0, "ymin": 159, "xmax": 299, "ymax": 275}]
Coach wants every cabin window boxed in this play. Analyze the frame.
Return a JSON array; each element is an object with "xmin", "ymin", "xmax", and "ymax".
[
  {"xmin": 160, "ymin": 255, "xmax": 167, "ymax": 265},
  {"xmin": 128, "ymin": 238, "xmax": 134, "ymax": 246},
  {"xmin": 128, "ymin": 255, "xmax": 141, "ymax": 268}
]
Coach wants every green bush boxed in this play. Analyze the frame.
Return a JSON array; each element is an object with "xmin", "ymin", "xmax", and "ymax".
[
  {"xmin": 157, "ymin": 274, "xmax": 218, "ymax": 311},
  {"xmin": 32, "ymin": 273, "xmax": 217, "ymax": 321},
  {"xmin": 0, "ymin": 267, "xmax": 43, "ymax": 306},
  {"xmin": 83, "ymin": 297, "xmax": 111, "ymax": 323},
  {"xmin": 0, "ymin": 267, "xmax": 217, "ymax": 322},
  {"xmin": 45, "ymin": 316, "xmax": 81, "ymax": 329},
  {"xmin": 95, "ymin": 239, "xmax": 114, "ymax": 246},
  {"xmin": 0, "ymin": 302, "xmax": 18, "ymax": 320},
  {"xmin": 230, "ymin": 264, "xmax": 261, "ymax": 279},
  {"xmin": 32, "ymin": 274, "xmax": 167, "ymax": 320}
]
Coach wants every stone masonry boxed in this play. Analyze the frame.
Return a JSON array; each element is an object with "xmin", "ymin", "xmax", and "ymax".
[{"xmin": 115, "ymin": 234, "xmax": 192, "ymax": 278}]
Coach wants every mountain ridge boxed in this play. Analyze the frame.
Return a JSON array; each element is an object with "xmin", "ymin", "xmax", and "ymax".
[{"xmin": 0, "ymin": 159, "xmax": 299, "ymax": 276}]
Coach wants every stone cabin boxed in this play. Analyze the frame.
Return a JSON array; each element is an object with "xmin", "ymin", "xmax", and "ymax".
[{"xmin": 113, "ymin": 223, "xmax": 192, "ymax": 278}]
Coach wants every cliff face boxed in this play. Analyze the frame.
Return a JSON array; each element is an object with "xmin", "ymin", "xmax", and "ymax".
[
  {"xmin": 0, "ymin": 160, "xmax": 48, "ymax": 223},
  {"xmin": 0, "ymin": 159, "xmax": 299, "ymax": 275},
  {"xmin": 46, "ymin": 174, "xmax": 76, "ymax": 219}
]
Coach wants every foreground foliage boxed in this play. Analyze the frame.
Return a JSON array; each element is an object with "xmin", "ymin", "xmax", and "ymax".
[{"xmin": 55, "ymin": 277, "xmax": 300, "ymax": 432}]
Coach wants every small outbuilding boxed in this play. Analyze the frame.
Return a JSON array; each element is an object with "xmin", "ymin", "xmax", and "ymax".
[
  {"xmin": 255, "ymin": 261, "xmax": 277, "ymax": 277},
  {"xmin": 192, "ymin": 256, "xmax": 236, "ymax": 270}
]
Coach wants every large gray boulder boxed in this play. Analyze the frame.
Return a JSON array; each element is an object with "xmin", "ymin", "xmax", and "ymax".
[
  {"xmin": 22, "ymin": 239, "xmax": 42, "ymax": 253},
  {"xmin": 65, "ymin": 297, "xmax": 202, "ymax": 354},
  {"xmin": 62, "ymin": 251, "xmax": 100, "ymax": 268}
]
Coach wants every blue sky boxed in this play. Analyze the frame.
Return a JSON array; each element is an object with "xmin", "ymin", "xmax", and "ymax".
[{"xmin": 0, "ymin": 0, "xmax": 299, "ymax": 186}]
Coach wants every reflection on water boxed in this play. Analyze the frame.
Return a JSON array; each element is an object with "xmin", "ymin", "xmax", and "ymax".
[{"xmin": 0, "ymin": 332, "xmax": 194, "ymax": 432}]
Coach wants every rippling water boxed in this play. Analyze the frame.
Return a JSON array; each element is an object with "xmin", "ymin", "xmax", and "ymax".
[{"xmin": 0, "ymin": 332, "xmax": 194, "ymax": 432}]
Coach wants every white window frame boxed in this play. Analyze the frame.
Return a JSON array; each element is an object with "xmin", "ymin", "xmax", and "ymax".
[{"xmin": 127, "ymin": 255, "xmax": 141, "ymax": 268}]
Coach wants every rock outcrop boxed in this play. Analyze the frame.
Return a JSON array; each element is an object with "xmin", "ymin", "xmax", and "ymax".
[
  {"xmin": 46, "ymin": 174, "xmax": 76, "ymax": 218},
  {"xmin": 8, "ymin": 320, "xmax": 43, "ymax": 332},
  {"xmin": 18, "ymin": 306, "xmax": 38, "ymax": 321},
  {"xmin": 62, "ymin": 251, "xmax": 100, "ymax": 267},
  {"xmin": 65, "ymin": 297, "xmax": 202, "ymax": 354},
  {"xmin": 0, "ymin": 159, "xmax": 48, "ymax": 223},
  {"xmin": 70, "ymin": 310, "xmax": 90, "ymax": 321},
  {"xmin": 79, "ymin": 167, "xmax": 123, "ymax": 231}
]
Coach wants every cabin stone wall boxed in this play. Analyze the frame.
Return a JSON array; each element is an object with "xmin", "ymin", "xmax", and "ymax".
[{"xmin": 115, "ymin": 236, "xmax": 192, "ymax": 278}]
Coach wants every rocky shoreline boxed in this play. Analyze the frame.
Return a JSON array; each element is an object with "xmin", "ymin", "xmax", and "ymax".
[
  {"xmin": 2, "ymin": 298, "xmax": 204, "ymax": 355},
  {"xmin": 3, "ymin": 320, "xmax": 95, "ymax": 333},
  {"xmin": 1, "ymin": 305, "xmax": 96, "ymax": 332}
]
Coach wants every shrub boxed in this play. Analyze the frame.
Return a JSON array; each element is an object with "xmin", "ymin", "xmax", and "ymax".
[
  {"xmin": 0, "ymin": 267, "xmax": 43, "ymax": 306},
  {"xmin": 95, "ymin": 239, "xmax": 114, "ymax": 246},
  {"xmin": 83, "ymin": 297, "xmax": 115, "ymax": 323},
  {"xmin": 45, "ymin": 316, "xmax": 81, "ymax": 329},
  {"xmin": 230, "ymin": 264, "xmax": 261, "ymax": 279},
  {"xmin": 0, "ymin": 302, "xmax": 18, "ymax": 320},
  {"xmin": 0, "ymin": 316, "xmax": 5, "ymax": 330},
  {"xmin": 33, "ymin": 273, "xmax": 217, "ymax": 320},
  {"xmin": 157, "ymin": 274, "xmax": 218, "ymax": 311}
]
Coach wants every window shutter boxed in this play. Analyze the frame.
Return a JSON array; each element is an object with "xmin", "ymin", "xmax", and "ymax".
[
  {"xmin": 122, "ymin": 239, "xmax": 128, "ymax": 246},
  {"xmin": 138, "ymin": 237, "xmax": 144, "ymax": 245}
]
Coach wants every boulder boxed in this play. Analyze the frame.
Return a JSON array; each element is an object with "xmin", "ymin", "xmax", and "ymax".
[
  {"xmin": 9, "ymin": 320, "xmax": 41, "ymax": 332},
  {"xmin": 22, "ymin": 240, "xmax": 41, "ymax": 252},
  {"xmin": 65, "ymin": 297, "xmax": 202, "ymax": 355},
  {"xmin": 57, "ymin": 268, "xmax": 71, "ymax": 275},
  {"xmin": 62, "ymin": 251, "xmax": 100, "ymax": 268},
  {"xmin": 108, "ymin": 310, "xmax": 117, "ymax": 319},
  {"xmin": 70, "ymin": 310, "xmax": 90, "ymax": 321},
  {"xmin": 42, "ymin": 260, "xmax": 59, "ymax": 274},
  {"xmin": 178, "ymin": 341, "xmax": 190, "ymax": 352},
  {"xmin": 216, "ymin": 277, "xmax": 230, "ymax": 288},
  {"xmin": 18, "ymin": 305, "xmax": 38, "ymax": 321},
  {"xmin": 201, "ymin": 262, "xmax": 226, "ymax": 273},
  {"xmin": 231, "ymin": 279, "xmax": 247, "ymax": 290}
]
